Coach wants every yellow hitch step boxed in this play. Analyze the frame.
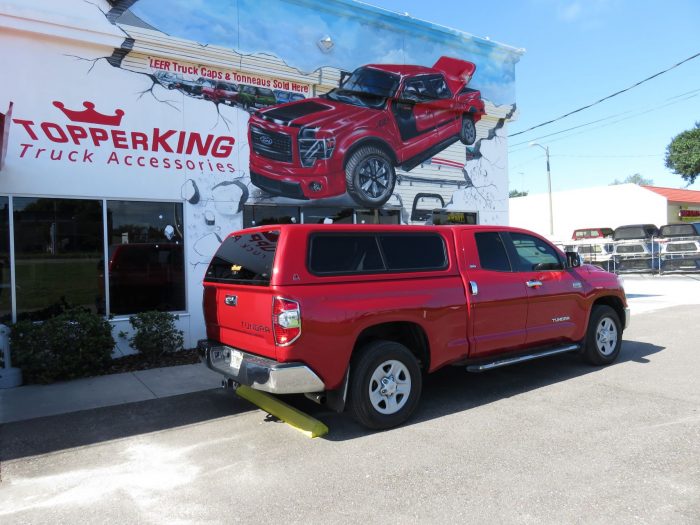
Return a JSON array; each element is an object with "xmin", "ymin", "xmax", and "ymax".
[{"xmin": 235, "ymin": 385, "xmax": 329, "ymax": 438}]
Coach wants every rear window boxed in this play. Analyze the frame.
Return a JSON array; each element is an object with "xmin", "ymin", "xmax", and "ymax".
[
  {"xmin": 613, "ymin": 225, "xmax": 658, "ymax": 240},
  {"xmin": 308, "ymin": 233, "xmax": 447, "ymax": 275},
  {"xmin": 660, "ymin": 224, "xmax": 697, "ymax": 237},
  {"xmin": 614, "ymin": 227, "xmax": 646, "ymax": 240},
  {"xmin": 204, "ymin": 231, "xmax": 279, "ymax": 286},
  {"xmin": 616, "ymin": 244, "xmax": 645, "ymax": 254}
]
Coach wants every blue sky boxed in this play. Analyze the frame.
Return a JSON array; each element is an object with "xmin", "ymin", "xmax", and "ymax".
[
  {"xmin": 368, "ymin": 0, "xmax": 700, "ymax": 194},
  {"xmin": 131, "ymin": 0, "xmax": 700, "ymax": 195},
  {"xmin": 132, "ymin": 0, "xmax": 520, "ymax": 105}
]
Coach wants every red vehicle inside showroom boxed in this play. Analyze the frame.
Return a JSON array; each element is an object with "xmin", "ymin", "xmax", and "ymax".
[{"xmin": 248, "ymin": 56, "xmax": 485, "ymax": 207}]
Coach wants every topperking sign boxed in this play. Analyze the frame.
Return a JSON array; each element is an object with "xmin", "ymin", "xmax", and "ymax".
[{"xmin": 10, "ymin": 100, "xmax": 237, "ymax": 175}]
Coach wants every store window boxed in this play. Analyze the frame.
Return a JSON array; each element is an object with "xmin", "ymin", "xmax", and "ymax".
[
  {"xmin": 243, "ymin": 205, "xmax": 299, "ymax": 228},
  {"xmin": 107, "ymin": 201, "xmax": 185, "ymax": 315},
  {"xmin": 302, "ymin": 207, "xmax": 353, "ymax": 224},
  {"xmin": 356, "ymin": 208, "xmax": 401, "ymax": 224},
  {"xmin": 13, "ymin": 197, "xmax": 103, "ymax": 320},
  {"xmin": 0, "ymin": 197, "xmax": 10, "ymax": 322}
]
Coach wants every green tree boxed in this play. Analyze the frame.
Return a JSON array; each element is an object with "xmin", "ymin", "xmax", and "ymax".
[
  {"xmin": 509, "ymin": 189, "xmax": 528, "ymax": 198},
  {"xmin": 665, "ymin": 122, "xmax": 700, "ymax": 185},
  {"xmin": 610, "ymin": 173, "xmax": 653, "ymax": 186}
]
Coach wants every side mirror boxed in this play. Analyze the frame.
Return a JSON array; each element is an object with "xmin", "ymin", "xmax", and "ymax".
[{"xmin": 565, "ymin": 251, "xmax": 581, "ymax": 268}]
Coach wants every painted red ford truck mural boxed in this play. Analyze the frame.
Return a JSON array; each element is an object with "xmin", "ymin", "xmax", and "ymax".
[
  {"xmin": 198, "ymin": 224, "xmax": 629, "ymax": 429},
  {"xmin": 248, "ymin": 56, "xmax": 486, "ymax": 208}
]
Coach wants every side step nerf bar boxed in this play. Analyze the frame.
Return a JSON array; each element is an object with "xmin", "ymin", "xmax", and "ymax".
[{"xmin": 466, "ymin": 344, "xmax": 580, "ymax": 373}]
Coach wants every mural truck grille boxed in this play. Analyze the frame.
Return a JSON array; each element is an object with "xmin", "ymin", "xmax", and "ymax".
[{"xmin": 251, "ymin": 126, "xmax": 292, "ymax": 162}]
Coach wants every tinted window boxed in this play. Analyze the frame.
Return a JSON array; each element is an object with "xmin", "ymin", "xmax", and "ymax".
[
  {"xmin": 0, "ymin": 196, "xmax": 10, "ymax": 323},
  {"xmin": 660, "ymin": 224, "xmax": 697, "ymax": 237},
  {"xmin": 205, "ymin": 231, "xmax": 279, "ymax": 285},
  {"xmin": 302, "ymin": 207, "xmax": 353, "ymax": 224},
  {"xmin": 14, "ymin": 197, "xmax": 103, "ymax": 320},
  {"xmin": 107, "ymin": 200, "xmax": 185, "ymax": 314},
  {"xmin": 379, "ymin": 234, "xmax": 447, "ymax": 271},
  {"xmin": 475, "ymin": 232, "xmax": 511, "ymax": 272},
  {"xmin": 243, "ymin": 205, "xmax": 299, "ymax": 228},
  {"xmin": 616, "ymin": 244, "xmax": 645, "ymax": 254},
  {"xmin": 309, "ymin": 235, "xmax": 383, "ymax": 274},
  {"xmin": 510, "ymin": 233, "xmax": 562, "ymax": 271},
  {"xmin": 613, "ymin": 225, "xmax": 659, "ymax": 240}
]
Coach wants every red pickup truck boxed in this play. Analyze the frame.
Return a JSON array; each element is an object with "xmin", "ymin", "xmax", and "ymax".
[
  {"xmin": 199, "ymin": 224, "xmax": 629, "ymax": 429},
  {"xmin": 248, "ymin": 56, "xmax": 485, "ymax": 207}
]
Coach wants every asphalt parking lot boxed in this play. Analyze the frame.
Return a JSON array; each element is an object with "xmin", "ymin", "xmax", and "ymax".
[{"xmin": 1, "ymin": 276, "xmax": 699, "ymax": 524}]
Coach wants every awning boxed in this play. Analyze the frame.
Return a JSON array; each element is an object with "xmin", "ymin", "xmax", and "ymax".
[{"xmin": 0, "ymin": 101, "xmax": 13, "ymax": 172}]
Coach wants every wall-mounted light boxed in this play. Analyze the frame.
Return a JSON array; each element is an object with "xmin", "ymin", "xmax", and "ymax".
[{"xmin": 317, "ymin": 35, "xmax": 334, "ymax": 53}]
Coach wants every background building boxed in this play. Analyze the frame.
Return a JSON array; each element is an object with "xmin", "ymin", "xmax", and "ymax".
[{"xmin": 510, "ymin": 184, "xmax": 700, "ymax": 241}]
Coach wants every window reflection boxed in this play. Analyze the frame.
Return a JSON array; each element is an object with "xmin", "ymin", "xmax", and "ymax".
[
  {"xmin": 107, "ymin": 201, "xmax": 185, "ymax": 315},
  {"xmin": 0, "ymin": 197, "xmax": 10, "ymax": 322},
  {"xmin": 13, "ymin": 198, "xmax": 103, "ymax": 320}
]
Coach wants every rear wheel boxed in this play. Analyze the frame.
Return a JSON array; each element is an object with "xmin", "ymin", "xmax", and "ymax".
[
  {"xmin": 582, "ymin": 305, "xmax": 622, "ymax": 365},
  {"xmin": 348, "ymin": 340, "xmax": 422, "ymax": 430},
  {"xmin": 460, "ymin": 115, "xmax": 476, "ymax": 145},
  {"xmin": 345, "ymin": 146, "xmax": 396, "ymax": 208}
]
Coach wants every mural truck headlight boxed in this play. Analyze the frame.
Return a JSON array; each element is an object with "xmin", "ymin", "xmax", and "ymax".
[{"xmin": 298, "ymin": 128, "xmax": 336, "ymax": 167}]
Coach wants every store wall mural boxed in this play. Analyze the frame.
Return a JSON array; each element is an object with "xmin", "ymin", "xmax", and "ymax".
[{"xmin": 0, "ymin": 0, "xmax": 521, "ymax": 340}]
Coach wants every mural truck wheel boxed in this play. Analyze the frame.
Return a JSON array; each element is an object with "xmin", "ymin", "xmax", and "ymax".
[
  {"xmin": 345, "ymin": 146, "xmax": 396, "ymax": 208},
  {"xmin": 460, "ymin": 115, "xmax": 477, "ymax": 145}
]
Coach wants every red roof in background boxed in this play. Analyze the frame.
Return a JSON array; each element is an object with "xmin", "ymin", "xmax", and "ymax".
[{"xmin": 642, "ymin": 185, "xmax": 700, "ymax": 204}]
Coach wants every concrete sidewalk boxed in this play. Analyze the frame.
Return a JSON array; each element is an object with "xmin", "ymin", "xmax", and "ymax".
[
  {"xmin": 2, "ymin": 274, "xmax": 700, "ymax": 426},
  {"xmin": 0, "ymin": 363, "xmax": 221, "ymax": 424}
]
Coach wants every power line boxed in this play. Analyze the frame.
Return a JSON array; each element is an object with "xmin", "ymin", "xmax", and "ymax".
[
  {"xmin": 508, "ymin": 87, "xmax": 700, "ymax": 152},
  {"xmin": 509, "ymin": 51, "xmax": 700, "ymax": 138},
  {"xmin": 551, "ymin": 154, "xmax": 663, "ymax": 159}
]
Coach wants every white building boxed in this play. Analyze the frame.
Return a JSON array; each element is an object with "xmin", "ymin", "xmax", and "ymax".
[{"xmin": 509, "ymin": 184, "xmax": 700, "ymax": 241}]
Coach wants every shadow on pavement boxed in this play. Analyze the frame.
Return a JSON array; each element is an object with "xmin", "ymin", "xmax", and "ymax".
[
  {"xmin": 317, "ymin": 339, "xmax": 664, "ymax": 441},
  {"xmin": 0, "ymin": 340, "xmax": 663, "ymax": 458},
  {"xmin": 0, "ymin": 388, "xmax": 252, "ymax": 462}
]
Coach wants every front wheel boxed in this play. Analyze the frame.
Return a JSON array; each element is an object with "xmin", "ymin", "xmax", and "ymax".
[
  {"xmin": 460, "ymin": 115, "xmax": 477, "ymax": 145},
  {"xmin": 348, "ymin": 340, "xmax": 422, "ymax": 430},
  {"xmin": 345, "ymin": 146, "xmax": 396, "ymax": 208},
  {"xmin": 582, "ymin": 305, "xmax": 622, "ymax": 365}
]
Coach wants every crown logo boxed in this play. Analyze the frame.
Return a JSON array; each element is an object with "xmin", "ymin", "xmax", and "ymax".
[{"xmin": 52, "ymin": 101, "xmax": 125, "ymax": 126}]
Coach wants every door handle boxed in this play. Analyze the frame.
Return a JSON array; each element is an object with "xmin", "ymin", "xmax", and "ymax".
[
  {"xmin": 526, "ymin": 280, "xmax": 543, "ymax": 288},
  {"xmin": 469, "ymin": 281, "xmax": 479, "ymax": 295}
]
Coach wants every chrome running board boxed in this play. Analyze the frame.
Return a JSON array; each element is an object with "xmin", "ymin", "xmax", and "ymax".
[{"xmin": 466, "ymin": 344, "xmax": 580, "ymax": 373}]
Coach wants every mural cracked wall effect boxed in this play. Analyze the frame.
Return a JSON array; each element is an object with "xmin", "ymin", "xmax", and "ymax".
[{"xmin": 92, "ymin": 0, "xmax": 518, "ymax": 270}]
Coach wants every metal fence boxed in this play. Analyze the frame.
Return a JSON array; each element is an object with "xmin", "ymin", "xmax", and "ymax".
[{"xmin": 564, "ymin": 236, "xmax": 700, "ymax": 275}]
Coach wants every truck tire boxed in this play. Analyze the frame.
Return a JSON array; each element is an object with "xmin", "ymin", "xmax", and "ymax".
[
  {"xmin": 345, "ymin": 146, "xmax": 396, "ymax": 208},
  {"xmin": 582, "ymin": 305, "xmax": 622, "ymax": 365},
  {"xmin": 460, "ymin": 115, "xmax": 476, "ymax": 145},
  {"xmin": 347, "ymin": 340, "xmax": 422, "ymax": 430}
]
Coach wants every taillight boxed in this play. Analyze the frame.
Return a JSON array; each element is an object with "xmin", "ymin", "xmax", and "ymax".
[{"xmin": 272, "ymin": 297, "xmax": 301, "ymax": 346}]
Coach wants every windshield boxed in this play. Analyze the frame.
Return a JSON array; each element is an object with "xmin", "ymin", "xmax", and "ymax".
[{"xmin": 326, "ymin": 67, "xmax": 399, "ymax": 109}]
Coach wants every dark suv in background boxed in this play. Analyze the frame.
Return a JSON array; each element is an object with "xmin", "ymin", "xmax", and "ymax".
[
  {"xmin": 658, "ymin": 223, "xmax": 700, "ymax": 272},
  {"xmin": 611, "ymin": 224, "xmax": 660, "ymax": 273}
]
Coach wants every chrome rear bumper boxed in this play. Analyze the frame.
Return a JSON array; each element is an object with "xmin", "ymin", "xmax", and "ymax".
[{"xmin": 197, "ymin": 340, "xmax": 325, "ymax": 394}]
